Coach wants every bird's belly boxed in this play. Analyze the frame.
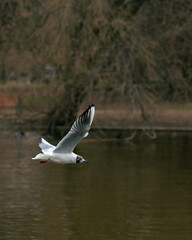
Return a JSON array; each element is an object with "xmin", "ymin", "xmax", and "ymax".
[{"xmin": 50, "ymin": 153, "xmax": 75, "ymax": 164}]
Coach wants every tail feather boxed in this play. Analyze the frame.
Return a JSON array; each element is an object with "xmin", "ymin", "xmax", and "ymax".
[{"xmin": 32, "ymin": 153, "xmax": 50, "ymax": 160}]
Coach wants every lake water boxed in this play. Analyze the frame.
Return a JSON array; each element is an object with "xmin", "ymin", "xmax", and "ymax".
[{"xmin": 0, "ymin": 130, "xmax": 192, "ymax": 240}]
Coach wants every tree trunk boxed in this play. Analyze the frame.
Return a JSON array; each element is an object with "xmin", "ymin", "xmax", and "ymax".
[{"xmin": 46, "ymin": 81, "xmax": 86, "ymax": 134}]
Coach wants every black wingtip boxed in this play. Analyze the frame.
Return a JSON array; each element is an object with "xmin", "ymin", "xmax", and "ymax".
[
  {"xmin": 79, "ymin": 104, "xmax": 95, "ymax": 118},
  {"xmin": 87, "ymin": 104, "xmax": 94, "ymax": 110}
]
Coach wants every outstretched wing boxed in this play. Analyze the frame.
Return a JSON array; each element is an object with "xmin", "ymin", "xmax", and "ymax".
[
  {"xmin": 39, "ymin": 138, "xmax": 56, "ymax": 154},
  {"xmin": 53, "ymin": 104, "xmax": 95, "ymax": 153}
]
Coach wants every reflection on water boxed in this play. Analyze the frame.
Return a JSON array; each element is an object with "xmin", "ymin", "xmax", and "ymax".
[{"xmin": 0, "ymin": 131, "xmax": 192, "ymax": 240}]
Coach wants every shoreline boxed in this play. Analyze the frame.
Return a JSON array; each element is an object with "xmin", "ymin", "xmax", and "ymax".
[
  {"xmin": 1, "ymin": 106, "xmax": 192, "ymax": 132},
  {"xmin": 1, "ymin": 123, "xmax": 192, "ymax": 133}
]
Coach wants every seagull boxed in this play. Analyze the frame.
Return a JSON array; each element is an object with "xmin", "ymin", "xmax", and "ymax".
[{"xmin": 32, "ymin": 104, "xmax": 95, "ymax": 164}]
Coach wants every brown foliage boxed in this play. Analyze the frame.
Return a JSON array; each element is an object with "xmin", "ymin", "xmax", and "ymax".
[{"xmin": 1, "ymin": 0, "xmax": 192, "ymax": 127}]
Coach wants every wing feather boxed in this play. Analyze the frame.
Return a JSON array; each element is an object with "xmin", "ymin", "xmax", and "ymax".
[{"xmin": 53, "ymin": 104, "xmax": 95, "ymax": 153}]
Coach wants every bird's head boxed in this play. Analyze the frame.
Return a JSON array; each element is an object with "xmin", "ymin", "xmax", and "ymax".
[{"xmin": 76, "ymin": 155, "xmax": 88, "ymax": 164}]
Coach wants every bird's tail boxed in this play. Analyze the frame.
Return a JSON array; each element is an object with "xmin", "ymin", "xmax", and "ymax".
[{"xmin": 32, "ymin": 153, "xmax": 50, "ymax": 160}]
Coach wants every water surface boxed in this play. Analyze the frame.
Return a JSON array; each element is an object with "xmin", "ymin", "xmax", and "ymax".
[{"xmin": 0, "ymin": 131, "xmax": 192, "ymax": 240}]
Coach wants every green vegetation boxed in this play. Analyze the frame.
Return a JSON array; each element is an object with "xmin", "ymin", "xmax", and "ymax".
[{"xmin": 161, "ymin": 103, "xmax": 192, "ymax": 111}]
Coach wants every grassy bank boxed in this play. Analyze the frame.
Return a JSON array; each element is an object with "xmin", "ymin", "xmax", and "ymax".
[
  {"xmin": 93, "ymin": 105, "xmax": 192, "ymax": 130},
  {"xmin": 1, "ymin": 102, "xmax": 192, "ymax": 131},
  {"xmin": 0, "ymin": 83, "xmax": 192, "ymax": 131}
]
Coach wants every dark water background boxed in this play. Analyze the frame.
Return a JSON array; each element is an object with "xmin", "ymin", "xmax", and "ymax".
[{"xmin": 0, "ymin": 130, "xmax": 192, "ymax": 240}]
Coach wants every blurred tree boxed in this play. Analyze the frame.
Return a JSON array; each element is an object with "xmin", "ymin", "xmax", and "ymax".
[
  {"xmin": 0, "ymin": 0, "xmax": 192, "ymax": 129},
  {"xmin": 0, "ymin": 0, "xmax": 18, "ymax": 82}
]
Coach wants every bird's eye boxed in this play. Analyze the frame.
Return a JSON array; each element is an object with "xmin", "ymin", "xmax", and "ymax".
[{"xmin": 76, "ymin": 156, "xmax": 81, "ymax": 164}]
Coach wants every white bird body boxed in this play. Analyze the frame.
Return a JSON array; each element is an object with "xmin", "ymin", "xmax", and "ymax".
[
  {"xmin": 51, "ymin": 152, "xmax": 77, "ymax": 164},
  {"xmin": 32, "ymin": 152, "xmax": 77, "ymax": 164},
  {"xmin": 32, "ymin": 104, "xmax": 95, "ymax": 164}
]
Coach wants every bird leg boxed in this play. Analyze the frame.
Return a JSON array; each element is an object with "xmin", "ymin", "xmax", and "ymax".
[{"xmin": 40, "ymin": 158, "xmax": 50, "ymax": 163}]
